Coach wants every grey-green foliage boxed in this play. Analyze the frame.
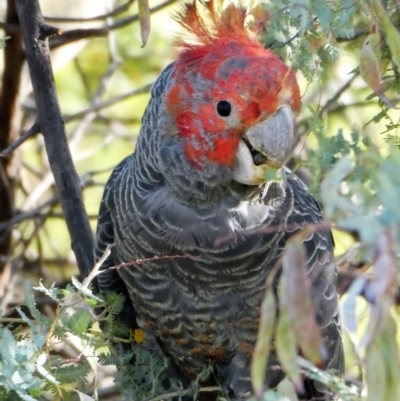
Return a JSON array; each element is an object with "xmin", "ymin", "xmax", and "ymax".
[
  {"xmin": 305, "ymin": 104, "xmax": 400, "ymax": 254},
  {"xmin": 0, "ymin": 284, "xmax": 91, "ymax": 401},
  {"xmin": 306, "ymin": 107, "xmax": 366, "ymax": 195},
  {"xmin": 113, "ymin": 347, "xmax": 171, "ymax": 400},
  {"xmin": 0, "ymin": 326, "xmax": 43, "ymax": 401},
  {"xmin": 261, "ymin": 0, "xmax": 400, "ymax": 254},
  {"xmin": 262, "ymin": 0, "xmax": 358, "ymax": 80},
  {"xmin": 318, "ymin": 133, "xmax": 400, "ymax": 246},
  {"xmin": 0, "ymin": 280, "xmax": 232, "ymax": 399},
  {"xmin": 0, "ymin": 279, "xmax": 174, "ymax": 401},
  {"xmin": 258, "ymin": 2, "xmax": 400, "ymax": 400}
]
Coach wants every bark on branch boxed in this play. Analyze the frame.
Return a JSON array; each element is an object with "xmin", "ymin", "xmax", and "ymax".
[{"xmin": 14, "ymin": 0, "xmax": 94, "ymax": 277}]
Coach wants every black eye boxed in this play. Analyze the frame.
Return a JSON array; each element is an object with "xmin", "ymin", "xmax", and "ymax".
[{"xmin": 216, "ymin": 100, "xmax": 231, "ymax": 117}]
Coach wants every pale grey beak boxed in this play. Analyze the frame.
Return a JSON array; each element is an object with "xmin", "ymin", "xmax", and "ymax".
[
  {"xmin": 245, "ymin": 105, "xmax": 295, "ymax": 167},
  {"xmin": 232, "ymin": 105, "xmax": 295, "ymax": 185}
]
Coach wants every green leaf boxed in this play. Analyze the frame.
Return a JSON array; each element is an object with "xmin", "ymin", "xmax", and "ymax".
[
  {"xmin": 251, "ymin": 290, "xmax": 276, "ymax": 397},
  {"xmin": 24, "ymin": 284, "xmax": 53, "ymax": 326},
  {"xmin": 0, "ymin": 328, "xmax": 17, "ymax": 365},
  {"xmin": 367, "ymin": 0, "xmax": 400, "ymax": 69},
  {"xmin": 16, "ymin": 308, "xmax": 45, "ymax": 350},
  {"xmin": 51, "ymin": 364, "xmax": 89, "ymax": 385},
  {"xmin": 314, "ymin": 1, "xmax": 334, "ymax": 30},
  {"xmin": 365, "ymin": 315, "xmax": 400, "ymax": 401},
  {"xmin": 364, "ymin": 320, "xmax": 388, "ymax": 401},
  {"xmin": 138, "ymin": 0, "xmax": 150, "ymax": 47},
  {"xmin": 281, "ymin": 241, "xmax": 325, "ymax": 366},
  {"xmin": 68, "ymin": 309, "xmax": 92, "ymax": 335},
  {"xmin": 275, "ymin": 305, "xmax": 302, "ymax": 389},
  {"xmin": 380, "ymin": 314, "xmax": 400, "ymax": 400}
]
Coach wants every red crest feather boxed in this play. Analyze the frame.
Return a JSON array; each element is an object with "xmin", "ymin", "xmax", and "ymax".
[{"xmin": 173, "ymin": 0, "xmax": 264, "ymax": 52}]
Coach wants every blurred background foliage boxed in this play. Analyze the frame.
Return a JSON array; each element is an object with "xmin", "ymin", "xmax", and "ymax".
[{"xmin": 0, "ymin": 0, "xmax": 400, "ymax": 399}]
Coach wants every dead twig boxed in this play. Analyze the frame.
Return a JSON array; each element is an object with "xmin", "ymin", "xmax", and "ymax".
[{"xmin": 0, "ymin": 119, "xmax": 41, "ymax": 158}]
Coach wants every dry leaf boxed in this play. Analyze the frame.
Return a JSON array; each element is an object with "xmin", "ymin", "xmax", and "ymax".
[
  {"xmin": 138, "ymin": 0, "xmax": 150, "ymax": 47},
  {"xmin": 282, "ymin": 240, "xmax": 326, "ymax": 367},
  {"xmin": 251, "ymin": 290, "xmax": 276, "ymax": 397}
]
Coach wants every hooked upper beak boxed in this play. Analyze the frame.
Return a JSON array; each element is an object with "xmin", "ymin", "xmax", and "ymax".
[{"xmin": 232, "ymin": 105, "xmax": 295, "ymax": 185}]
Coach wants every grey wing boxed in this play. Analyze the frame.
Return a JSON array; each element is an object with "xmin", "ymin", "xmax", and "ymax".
[
  {"xmin": 303, "ymin": 230, "xmax": 344, "ymax": 400},
  {"xmin": 306, "ymin": 229, "xmax": 344, "ymax": 395},
  {"xmin": 94, "ymin": 155, "xmax": 139, "ymax": 331},
  {"xmin": 288, "ymin": 176, "xmax": 344, "ymax": 399}
]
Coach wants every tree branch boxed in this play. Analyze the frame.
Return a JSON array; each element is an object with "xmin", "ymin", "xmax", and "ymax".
[
  {"xmin": 0, "ymin": 119, "xmax": 40, "ymax": 158},
  {"xmin": 49, "ymin": 0, "xmax": 178, "ymax": 49},
  {"xmin": 14, "ymin": 0, "xmax": 94, "ymax": 277},
  {"xmin": 2, "ymin": 0, "xmax": 178, "ymax": 51}
]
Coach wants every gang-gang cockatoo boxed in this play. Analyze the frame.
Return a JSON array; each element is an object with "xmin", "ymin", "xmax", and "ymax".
[{"xmin": 95, "ymin": 1, "xmax": 344, "ymax": 399}]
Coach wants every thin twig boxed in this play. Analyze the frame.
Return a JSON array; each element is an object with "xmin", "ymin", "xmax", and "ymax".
[
  {"xmin": 110, "ymin": 254, "xmax": 200, "ymax": 270},
  {"xmin": 0, "ymin": 166, "xmax": 109, "ymax": 235},
  {"xmin": 22, "ymin": 84, "xmax": 153, "ymax": 123},
  {"xmin": 295, "ymin": 73, "xmax": 361, "ymax": 139},
  {"xmin": 49, "ymin": 0, "xmax": 178, "ymax": 49},
  {"xmin": 320, "ymin": 73, "xmax": 359, "ymax": 115},
  {"xmin": 64, "ymin": 83, "xmax": 153, "ymax": 123},
  {"xmin": 0, "ymin": 119, "xmax": 41, "ymax": 158},
  {"xmin": 0, "ymin": 196, "xmax": 58, "ymax": 243}
]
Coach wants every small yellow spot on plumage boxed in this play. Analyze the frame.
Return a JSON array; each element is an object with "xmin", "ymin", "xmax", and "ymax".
[{"xmin": 133, "ymin": 328, "xmax": 145, "ymax": 343}]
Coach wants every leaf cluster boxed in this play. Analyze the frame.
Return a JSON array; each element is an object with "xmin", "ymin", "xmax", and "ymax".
[
  {"xmin": 261, "ymin": 0, "xmax": 358, "ymax": 80},
  {"xmin": 0, "ymin": 278, "xmax": 176, "ymax": 400}
]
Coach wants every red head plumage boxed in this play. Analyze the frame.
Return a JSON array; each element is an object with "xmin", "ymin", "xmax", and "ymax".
[{"xmin": 164, "ymin": 0, "xmax": 301, "ymax": 170}]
